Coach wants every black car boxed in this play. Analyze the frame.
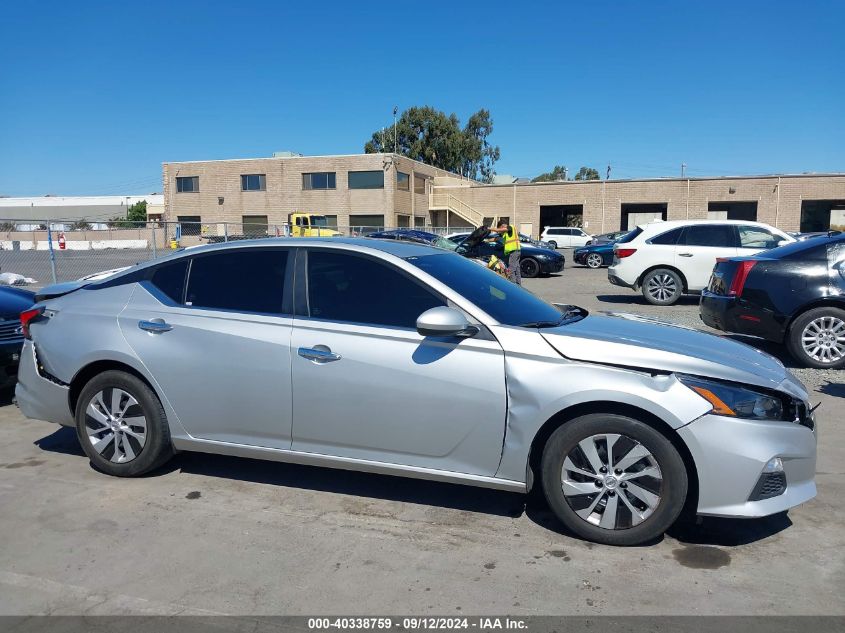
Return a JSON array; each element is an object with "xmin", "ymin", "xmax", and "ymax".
[
  {"xmin": 0, "ymin": 286, "xmax": 36, "ymax": 390},
  {"xmin": 700, "ymin": 233, "xmax": 845, "ymax": 368},
  {"xmin": 455, "ymin": 226, "xmax": 565, "ymax": 278}
]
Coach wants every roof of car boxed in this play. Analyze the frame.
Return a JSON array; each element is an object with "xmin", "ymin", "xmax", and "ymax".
[{"xmin": 636, "ymin": 219, "xmax": 784, "ymax": 233}]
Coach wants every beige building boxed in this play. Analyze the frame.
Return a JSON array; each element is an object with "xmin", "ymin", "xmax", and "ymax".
[{"xmin": 161, "ymin": 153, "xmax": 845, "ymax": 237}]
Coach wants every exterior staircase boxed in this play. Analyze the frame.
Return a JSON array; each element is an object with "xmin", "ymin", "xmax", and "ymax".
[{"xmin": 428, "ymin": 191, "xmax": 496, "ymax": 228}]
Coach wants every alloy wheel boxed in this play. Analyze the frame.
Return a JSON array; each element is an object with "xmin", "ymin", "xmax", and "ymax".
[
  {"xmin": 84, "ymin": 388, "xmax": 147, "ymax": 463},
  {"xmin": 586, "ymin": 253, "xmax": 603, "ymax": 269},
  {"xmin": 521, "ymin": 258, "xmax": 540, "ymax": 278},
  {"xmin": 646, "ymin": 273, "xmax": 678, "ymax": 303},
  {"xmin": 561, "ymin": 433, "xmax": 663, "ymax": 530},
  {"xmin": 801, "ymin": 316, "xmax": 845, "ymax": 364}
]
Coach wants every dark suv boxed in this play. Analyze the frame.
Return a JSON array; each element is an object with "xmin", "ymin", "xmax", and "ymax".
[{"xmin": 700, "ymin": 233, "xmax": 845, "ymax": 368}]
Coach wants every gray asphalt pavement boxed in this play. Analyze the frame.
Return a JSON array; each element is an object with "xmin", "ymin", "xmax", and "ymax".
[{"xmin": 0, "ymin": 259, "xmax": 842, "ymax": 616}]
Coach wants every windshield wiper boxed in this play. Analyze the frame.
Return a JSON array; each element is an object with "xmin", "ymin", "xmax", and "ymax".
[{"xmin": 519, "ymin": 306, "xmax": 587, "ymax": 329}]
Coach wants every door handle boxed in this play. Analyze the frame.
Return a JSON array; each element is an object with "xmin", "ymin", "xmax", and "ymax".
[
  {"xmin": 298, "ymin": 346, "xmax": 342, "ymax": 363},
  {"xmin": 138, "ymin": 318, "xmax": 173, "ymax": 333},
  {"xmin": 678, "ymin": 253, "xmax": 694, "ymax": 257}
]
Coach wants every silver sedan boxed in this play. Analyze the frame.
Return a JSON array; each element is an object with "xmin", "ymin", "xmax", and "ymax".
[{"xmin": 16, "ymin": 238, "xmax": 816, "ymax": 545}]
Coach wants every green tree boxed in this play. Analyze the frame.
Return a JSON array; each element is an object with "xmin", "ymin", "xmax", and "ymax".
[
  {"xmin": 108, "ymin": 200, "xmax": 147, "ymax": 228},
  {"xmin": 531, "ymin": 165, "xmax": 568, "ymax": 182},
  {"xmin": 70, "ymin": 219, "xmax": 92, "ymax": 231},
  {"xmin": 364, "ymin": 106, "xmax": 500, "ymax": 182},
  {"xmin": 574, "ymin": 166, "xmax": 600, "ymax": 181}
]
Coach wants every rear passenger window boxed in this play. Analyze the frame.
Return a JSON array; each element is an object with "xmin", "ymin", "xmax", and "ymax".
[
  {"xmin": 305, "ymin": 251, "xmax": 445, "ymax": 328},
  {"xmin": 737, "ymin": 226, "xmax": 781, "ymax": 249},
  {"xmin": 185, "ymin": 249, "xmax": 289, "ymax": 314},
  {"xmin": 149, "ymin": 259, "xmax": 188, "ymax": 303},
  {"xmin": 683, "ymin": 225, "xmax": 736, "ymax": 247},
  {"xmin": 649, "ymin": 228, "xmax": 683, "ymax": 245}
]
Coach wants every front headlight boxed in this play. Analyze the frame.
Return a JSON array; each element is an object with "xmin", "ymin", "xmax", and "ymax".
[{"xmin": 678, "ymin": 375, "xmax": 786, "ymax": 421}]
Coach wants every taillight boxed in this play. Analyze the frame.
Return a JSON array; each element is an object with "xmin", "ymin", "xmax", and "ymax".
[
  {"xmin": 20, "ymin": 306, "xmax": 44, "ymax": 339},
  {"xmin": 728, "ymin": 260, "xmax": 757, "ymax": 297},
  {"xmin": 615, "ymin": 248, "xmax": 637, "ymax": 258}
]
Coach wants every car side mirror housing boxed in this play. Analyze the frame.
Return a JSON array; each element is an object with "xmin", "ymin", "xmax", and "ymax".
[{"xmin": 417, "ymin": 306, "xmax": 478, "ymax": 338}]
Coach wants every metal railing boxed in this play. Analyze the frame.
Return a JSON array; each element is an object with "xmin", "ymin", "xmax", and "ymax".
[
  {"xmin": 0, "ymin": 220, "xmax": 475, "ymax": 289},
  {"xmin": 428, "ymin": 191, "xmax": 490, "ymax": 226}
]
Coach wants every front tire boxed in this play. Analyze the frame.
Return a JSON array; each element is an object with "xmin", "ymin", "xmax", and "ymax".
[
  {"xmin": 787, "ymin": 307, "xmax": 845, "ymax": 369},
  {"xmin": 75, "ymin": 370, "xmax": 173, "ymax": 477},
  {"xmin": 541, "ymin": 414, "xmax": 687, "ymax": 546},
  {"xmin": 520, "ymin": 257, "xmax": 541, "ymax": 278},
  {"xmin": 642, "ymin": 268, "xmax": 683, "ymax": 305}
]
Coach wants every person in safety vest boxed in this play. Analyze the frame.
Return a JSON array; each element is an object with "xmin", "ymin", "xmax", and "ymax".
[{"xmin": 488, "ymin": 220, "xmax": 522, "ymax": 285}]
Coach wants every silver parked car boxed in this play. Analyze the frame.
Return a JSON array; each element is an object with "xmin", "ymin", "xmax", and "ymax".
[{"xmin": 16, "ymin": 238, "xmax": 816, "ymax": 545}]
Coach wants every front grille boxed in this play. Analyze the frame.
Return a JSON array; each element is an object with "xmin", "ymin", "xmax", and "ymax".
[
  {"xmin": 0, "ymin": 320, "xmax": 23, "ymax": 342},
  {"xmin": 749, "ymin": 472, "xmax": 787, "ymax": 501}
]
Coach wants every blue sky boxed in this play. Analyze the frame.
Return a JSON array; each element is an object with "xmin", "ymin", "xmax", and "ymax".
[{"xmin": 1, "ymin": 0, "xmax": 842, "ymax": 196}]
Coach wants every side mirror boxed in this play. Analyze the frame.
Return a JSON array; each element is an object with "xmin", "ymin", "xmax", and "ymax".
[{"xmin": 417, "ymin": 306, "xmax": 478, "ymax": 338}]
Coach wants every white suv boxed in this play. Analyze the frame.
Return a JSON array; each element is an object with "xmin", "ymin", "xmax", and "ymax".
[
  {"xmin": 541, "ymin": 226, "xmax": 592, "ymax": 249},
  {"xmin": 608, "ymin": 220, "xmax": 794, "ymax": 305}
]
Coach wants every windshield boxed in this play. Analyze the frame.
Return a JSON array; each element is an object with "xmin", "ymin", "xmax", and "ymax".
[
  {"xmin": 311, "ymin": 216, "xmax": 329, "ymax": 227},
  {"xmin": 431, "ymin": 235, "xmax": 459, "ymax": 252},
  {"xmin": 405, "ymin": 253, "xmax": 566, "ymax": 326}
]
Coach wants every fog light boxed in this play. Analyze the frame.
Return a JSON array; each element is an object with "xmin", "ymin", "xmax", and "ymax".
[{"xmin": 763, "ymin": 457, "xmax": 784, "ymax": 473}]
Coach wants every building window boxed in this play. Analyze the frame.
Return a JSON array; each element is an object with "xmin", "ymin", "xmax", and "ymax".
[
  {"xmin": 397, "ymin": 171, "xmax": 410, "ymax": 191},
  {"xmin": 177, "ymin": 215, "xmax": 202, "ymax": 236},
  {"xmin": 348, "ymin": 170, "xmax": 384, "ymax": 190},
  {"xmin": 176, "ymin": 176, "xmax": 199, "ymax": 193},
  {"xmin": 414, "ymin": 174, "xmax": 427, "ymax": 194},
  {"xmin": 350, "ymin": 214, "xmax": 384, "ymax": 234},
  {"xmin": 241, "ymin": 174, "xmax": 266, "ymax": 191},
  {"xmin": 242, "ymin": 215, "xmax": 269, "ymax": 236},
  {"xmin": 302, "ymin": 172, "xmax": 336, "ymax": 190}
]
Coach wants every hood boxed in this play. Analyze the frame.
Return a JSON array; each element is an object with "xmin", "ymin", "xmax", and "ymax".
[
  {"xmin": 576, "ymin": 243, "xmax": 614, "ymax": 254},
  {"xmin": 0, "ymin": 286, "xmax": 36, "ymax": 317},
  {"xmin": 462, "ymin": 225, "xmax": 492, "ymax": 249},
  {"xmin": 541, "ymin": 312, "xmax": 807, "ymax": 399}
]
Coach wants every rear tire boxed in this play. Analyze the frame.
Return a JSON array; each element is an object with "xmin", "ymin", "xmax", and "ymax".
[
  {"xmin": 547, "ymin": 241, "xmax": 557, "ymax": 250},
  {"xmin": 586, "ymin": 253, "xmax": 604, "ymax": 269},
  {"xmin": 75, "ymin": 370, "xmax": 173, "ymax": 477},
  {"xmin": 541, "ymin": 413, "xmax": 687, "ymax": 546},
  {"xmin": 786, "ymin": 307, "xmax": 845, "ymax": 369},
  {"xmin": 641, "ymin": 268, "xmax": 683, "ymax": 306}
]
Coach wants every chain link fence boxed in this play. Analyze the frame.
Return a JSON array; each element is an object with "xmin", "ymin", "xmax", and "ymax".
[{"xmin": 0, "ymin": 220, "xmax": 465, "ymax": 289}]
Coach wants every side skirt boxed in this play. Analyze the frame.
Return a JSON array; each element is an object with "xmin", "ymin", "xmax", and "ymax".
[{"xmin": 171, "ymin": 437, "xmax": 527, "ymax": 493}]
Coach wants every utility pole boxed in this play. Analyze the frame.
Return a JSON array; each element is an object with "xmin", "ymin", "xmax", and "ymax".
[
  {"xmin": 681, "ymin": 163, "xmax": 687, "ymax": 178},
  {"xmin": 392, "ymin": 106, "xmax": 398, "ymax": 154}
]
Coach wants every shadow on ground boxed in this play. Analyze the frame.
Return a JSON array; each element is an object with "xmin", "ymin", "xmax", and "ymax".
[
  {"xmin": 596, "ymin": 294, "xmax": 700, "ymax": 306},
  {"xmin": 34, "ymin": 425, "xmax": 793, "ymax": 547}
]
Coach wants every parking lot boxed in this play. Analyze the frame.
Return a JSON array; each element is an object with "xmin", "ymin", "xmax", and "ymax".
[{"xmin": 0, "ymin": 259, "xmax": 842, "ymax": 616}]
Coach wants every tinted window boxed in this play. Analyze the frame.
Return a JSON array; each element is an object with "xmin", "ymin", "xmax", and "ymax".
[
  {"xmin": 397, "ymin": 171, "xmax": 410, "ymax": 191},
  {"xmin": 650, "ymin": 228, "xmax": 683, "ymax": 245},
  {"xmin": 150, "ymin": 259, "xmax": 188, "ymax": 303},
  {"xmin": 185, "ymin": 249, "xmax": 288, "ymax": 314},
  {"xmin": 616, "ymin": 227, "xmax": 642, "ymax": 243},
  {"xmin": 306, "ymin": 251, "xmax": 443, "ymax": 328},
  {"xmin": 302, "ymin": 172, "xmax": 336, "ymax": 190},
  {"xmin": 348, "ymin": 170, "xmax": 385, "ymax": 189},
  {"xmin": 407, "ymin": 253, "xmax": 563, "ymax": 327},
  {"xmin": 738, "ymin": 225, "xmax": 782, "ymax": 249},
  {"xmin": 414, "ymin": 174, "xmax": 427, "ymax": 194},
  {"xmin": 241, "ymin": 174, "xmax": 266, "ymax": 191},
  {"xmin": 176, "ymin": 176, "xmax": 198, "ymax": 193},
  {"xmin": 683, "ymin": 225, "xmax": 735, "ymax": 247}
]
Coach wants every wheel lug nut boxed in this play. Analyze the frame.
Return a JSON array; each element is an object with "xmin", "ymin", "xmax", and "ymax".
[
  {"xmin": 595, "ymin": 480, "xmax": 603, "ymax": 488},
  {"xmin": 607, "ymin": 490, "xmax": 616, "ymax": 497},
  {"xmin": 599, "ymin": 466, "xmax": 608, "ymax": 474},
  {"xmin": 620, "ymin": 482, "xmax": 627, "ymax": 489},
  {"xmin": 614, "ymin": 469, "xmax": 622, "ymax": 475}
]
